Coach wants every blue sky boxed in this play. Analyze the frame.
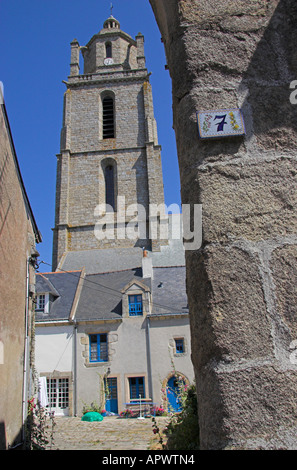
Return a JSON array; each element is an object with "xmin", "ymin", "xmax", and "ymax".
[{"xmin": 0, "ymin": 0, "xmax": 181, "ymax": 271}]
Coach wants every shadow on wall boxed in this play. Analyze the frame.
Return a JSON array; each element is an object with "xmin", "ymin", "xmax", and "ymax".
[
  {"xmin": 240, "ymin": 0, "xmax": 297, "ymax": 150},
  {"xmin": 166, "ymin": 0, "xmax": 297, "ymax": 206},
  {"xmin": 0, "ymin": 422, "xmax": 6, "ymax": 450},
  {"xmin": 0, "ymin": 420, "xmax": 24, "ymax": 450}
]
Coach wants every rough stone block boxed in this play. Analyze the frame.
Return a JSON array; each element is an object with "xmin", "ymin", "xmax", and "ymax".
[
  {"xmin": 187, "ymin": 245, "xmax": 273, "ymax": 367},
  {"xmin": 271, "ymin": 244, "xmax": 297, "ymax": 338},
  {"xmin": 198, "ymin": 364, "xmax": 297, "ymax": 449},
  {"xmin": 195, "ymin": 158, "xmax": 297, "ymax": 243}
]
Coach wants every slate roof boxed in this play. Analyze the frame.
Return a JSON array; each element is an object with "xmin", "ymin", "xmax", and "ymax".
[
  {"xmin": 75, "ymin": 268, "xmax": 151, "ymax": 321},
  {"xmin": 75, "ymin": 265, "xmax": 188, "ymax": 321},
  {"xmin": 35, "ymin": 265, "xmax": 188, "ymax": 322},
  {"xmin": 35, "ymin": 271, "xmax": 82, "ymax": 321},
  {"xmin": 151, "ymin": 266, "xmax": 188, "ymax": 315}
]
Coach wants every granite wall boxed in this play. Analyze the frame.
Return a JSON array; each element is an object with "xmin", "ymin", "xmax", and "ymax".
[{"xmin": 149, "ymin": 0, "xmax": 297, "ymax": 449}]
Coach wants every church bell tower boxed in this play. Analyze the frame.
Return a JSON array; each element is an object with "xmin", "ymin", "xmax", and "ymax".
[{"xmin": 52, "ymin": 14, "xmax": 168, "ymax": 271}]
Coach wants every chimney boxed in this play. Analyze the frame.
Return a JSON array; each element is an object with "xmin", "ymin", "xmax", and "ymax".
[{"xmin": 142, "ymin": 249, "xmax": 153, "ymax": 279}]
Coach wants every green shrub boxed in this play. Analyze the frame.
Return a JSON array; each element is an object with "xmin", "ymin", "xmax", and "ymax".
[
  {"xmin": 82, "ymin": 401, "xmax": 102, "ymax": 415},
  {"xmin": 164, "ymin": 384, "xmax": 200, "ymax": 450}
]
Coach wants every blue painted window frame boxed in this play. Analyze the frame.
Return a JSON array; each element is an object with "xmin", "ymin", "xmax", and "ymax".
[
  {"xmin": 89, "ymin": 334, "xmax": 108, "ymax": 362},
  {"xmin": 175, "ymin": 338, "xmax": 184, "ymax": 354},
  {"xmin": 129, "ymin": 377, "xmax": 145, "ymax": 400},
  {"xmin": 128, "ymin": 294, "xmax": 143, "ymax": 316}
]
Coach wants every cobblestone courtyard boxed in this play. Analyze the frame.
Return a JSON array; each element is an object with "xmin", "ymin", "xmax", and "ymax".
[{"xmin": 47, "ymin": 416, "xmax": 168, "ymax": 451}]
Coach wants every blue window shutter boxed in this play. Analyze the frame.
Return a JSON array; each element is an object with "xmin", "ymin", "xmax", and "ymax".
[
  {"xmin": 89, "ymin": 334, "xmax": 108, "ymax": 362},
  {"xmin": 128, "ymin": 294, "xmax": 143, "ymax": 316},
  {"xmin": 129, "ymin": 377, "xmax": 145, "ymax": 399}
]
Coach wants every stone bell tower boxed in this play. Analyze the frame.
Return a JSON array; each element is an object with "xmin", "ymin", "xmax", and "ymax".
[{"xmin": 52, "ymin": 15, "xmax": 167, "ymax": 271}]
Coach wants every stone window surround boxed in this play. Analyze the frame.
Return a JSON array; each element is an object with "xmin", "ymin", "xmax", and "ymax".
[
  {"xmin": 80, "ymin": 328, "xmax": 118, "ymax": 368},
  {"xmin": 121, "ymin": 281, "xmax": 151, "ymax": 318},
  {"xmin": 124, "ymin": 372, "xmax": 149, "ymax": 404},
  {"xmin": 169, "ymin": 335, "xmax": 188, "ymax": 358}
]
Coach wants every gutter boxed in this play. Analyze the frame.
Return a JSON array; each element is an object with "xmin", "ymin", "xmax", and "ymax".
[{"xmin": 147, "ymin": 312, "xmax": 189, "ymax": 319}]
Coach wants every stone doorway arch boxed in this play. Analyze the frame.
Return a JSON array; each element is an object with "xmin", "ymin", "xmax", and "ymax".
[{"xmin": 161, "ymin": 371, "xmax": 189, "ymax": 413}]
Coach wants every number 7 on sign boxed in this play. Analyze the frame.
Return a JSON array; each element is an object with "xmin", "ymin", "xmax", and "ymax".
[{"xmin": 214, "ymin": 114, "xmax": 227, "ymax": 132}]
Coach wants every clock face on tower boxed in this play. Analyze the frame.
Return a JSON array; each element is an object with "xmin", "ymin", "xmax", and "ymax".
[{"xmin": 104, "ymin": 58, "xmax": 114, "ymax": 65}]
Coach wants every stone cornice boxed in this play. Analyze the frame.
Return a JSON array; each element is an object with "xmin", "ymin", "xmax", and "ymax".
[{"xmin": 66, "ymin": 69, "xmax": 149, "ymax": 88}]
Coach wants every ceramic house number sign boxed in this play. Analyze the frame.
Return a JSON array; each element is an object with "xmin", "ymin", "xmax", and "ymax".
[{"xmin": 197, "ymin": 108, "xmax": 245, "ymax": 139}]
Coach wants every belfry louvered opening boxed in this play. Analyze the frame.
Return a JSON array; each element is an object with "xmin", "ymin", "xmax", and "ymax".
[
  {"xmin": 102, "ymin": 96, "xmax": 115, "ymax": 139},
  {"xmin": 105, "ymin": 164, "xmax": 115, "ymax": 211},
  {"xmin": 105, "ymin": 42, "xmax": 112, "ymax": 58}
]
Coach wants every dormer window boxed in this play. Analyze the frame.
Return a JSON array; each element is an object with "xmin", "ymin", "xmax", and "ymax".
[
  {"xmin": 36, "ymin": 294, "xmax": 45, "ymax": 312},
  {"xmin": 36, "ymin": 293, "xmax": 49, "ymax": 313},
  {"xmin": 122, "ymin": 280, "xmax": 151, "ymax": 318},
  {"xmin": 128, "ymin": 294, "xmax": 143, "ymax": 316}
]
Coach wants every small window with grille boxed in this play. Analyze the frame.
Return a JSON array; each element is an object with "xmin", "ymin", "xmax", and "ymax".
[{"xmin": 175, "ymin": 338, "xmax": 185, "ymax": 354}]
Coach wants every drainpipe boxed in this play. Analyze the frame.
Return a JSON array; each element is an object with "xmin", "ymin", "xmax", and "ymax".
[
  {"xmin": 146, "ymin": 316, "xmax": 153, "ymax": 402},
  {"xmin": 73, "ymin": 321, "xmax": 78, "ymax": 416},
  {"xmin": 22, "ymin": 257, "xmax": 30, "ymax": 443}
]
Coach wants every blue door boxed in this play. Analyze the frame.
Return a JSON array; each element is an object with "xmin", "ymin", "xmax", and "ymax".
[
  {"xmin": 105, "ymin": 377, "xmax": 118, "ymax": 414},
  {"xmin": 167, "ymin": 376, "xmax": 183, "ymax": 412}
]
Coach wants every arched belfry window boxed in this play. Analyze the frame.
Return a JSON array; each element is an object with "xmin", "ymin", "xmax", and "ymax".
[
  {"xmin": 105, "ymin": 42, "xmax": 112, "ymax": 58},
  {"xmin": 105, "ymin": 164, "xmax": 115, "ymax": 211},
  {"xmin": 102, "ymin": 95, "xmax": 115, "ymax": 139}
]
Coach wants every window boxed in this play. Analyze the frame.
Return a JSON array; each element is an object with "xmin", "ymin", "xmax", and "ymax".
[
  {"xmin": 175, "ymin": 338, "xmax": 184, "ymax": 354},
  {"xmin": 105, "ymin": 42, "xmax": 112, "ymax": 58},
  {"xmin": 36, "ymin": 294, "xmax": 45, "ymax": 312},
  {"xmin": 47, "ymin": 378, "xmax": 69, "ymax": 413},
  {"xmin": 129, "ymin": 377, "xmax": 145, "ymax": 400},
  {"xmin": 102, "ymin": 96, "xmax": 115, "ymax": 139},
  {"xmin": 89, "ymin": 334, "xmax": 108, "ymax": 362},
  {"xmin": 128, "ymin": 295, "xmax": 143, "ymax": 316},
  {"xmin": 105, "ymin": 165, "xmax": 115, "ymax": 211}
]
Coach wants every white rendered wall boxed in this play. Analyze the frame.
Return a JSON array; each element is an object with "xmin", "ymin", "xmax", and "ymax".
[{"xmin": 35, "ymin": 325, "xmax": 74, "ymax": 374}]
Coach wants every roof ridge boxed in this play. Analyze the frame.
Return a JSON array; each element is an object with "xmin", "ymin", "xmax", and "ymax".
[
  {"xmin": 85, "ymin": 267, "xmax": 142, "ymax": 277},
  {"xmin": 37, "ymin": 269, "xmax": 82, "ymax": 275}
]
